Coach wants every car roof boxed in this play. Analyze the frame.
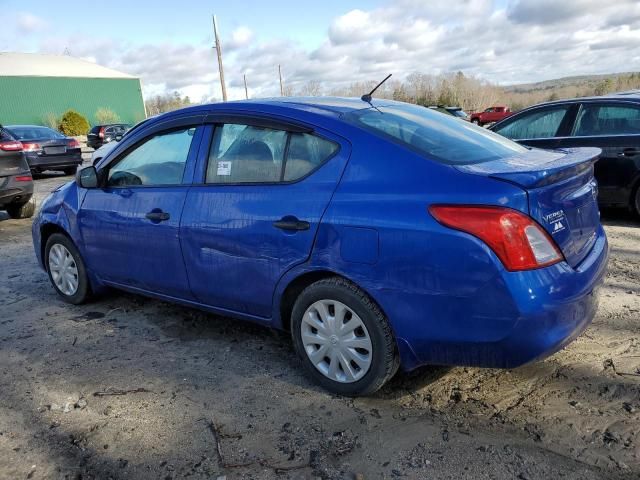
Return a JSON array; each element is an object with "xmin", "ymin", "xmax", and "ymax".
[
  {"xmin": 518, "ymin": 91, "xmax": 640, "ymax": 110},
  {"xmin": 160, "ymin": 96, "xmax": 389, "ymax": 119},
  {"xmin": 5, "ymin": 124, "xmax": 56, "ymax": 129}
]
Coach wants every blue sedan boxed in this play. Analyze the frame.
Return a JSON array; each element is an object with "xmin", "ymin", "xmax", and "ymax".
[{"xmin": 32, "ymin": 98, "xmax": 609, "ymax": 396}]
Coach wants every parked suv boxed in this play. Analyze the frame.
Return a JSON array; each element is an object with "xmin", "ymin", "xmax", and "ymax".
[
  {"xmin": 470, "ymin": 106, "xmax": 512, "ymax": 126},
  {"xmin": 0, "ymin": 126, "xmax": 35, "ymax": 219},
  {"xmin": 490, "ymin": 91, "xmax": 640, "ymax": 216},
  {"xmin": 87, "ymin": 124, "xmax": 131, "ymax": 149}
]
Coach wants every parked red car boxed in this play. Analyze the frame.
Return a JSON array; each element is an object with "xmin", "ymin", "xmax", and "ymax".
[{"xmin": 470, "ymin": 106, "xmax": 512, "ymax": 126}]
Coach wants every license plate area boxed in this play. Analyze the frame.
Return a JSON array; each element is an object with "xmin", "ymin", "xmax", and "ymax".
[{"xmin": 44, "ymin": 146, "xmax": 66, "ymax": 155}]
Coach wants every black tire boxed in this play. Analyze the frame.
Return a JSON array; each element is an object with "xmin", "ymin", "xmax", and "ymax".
[
  {"xmin": 633, "ymin": 185, "xmax": 640, "ymax": 218},
  {"xmin": 63, "ymin": 167, "xmax": 77, "ymax": 175},
  {"xmin": 6, "ymin": 197, "xmax": 36, "ymax": 219},
  {"xmin": 291, "ymin": 277, "xmax": 398, "ymax": 396},
  {"xmin": 44, "ymin": 233, "xmax": 92, "ymax": 304},
  {"xmin": 471, "ymin": 118, "xmax": 481, "ymax": 126}
]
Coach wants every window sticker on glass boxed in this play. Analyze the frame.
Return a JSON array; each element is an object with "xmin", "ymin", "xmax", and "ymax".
[{"xmin": 217, "ymin": 161, "xmax": 232, "ymax": 176}]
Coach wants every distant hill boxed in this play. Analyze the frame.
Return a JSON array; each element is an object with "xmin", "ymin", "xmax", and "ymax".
[
  {"xmin": 498, "ymin": 72, "xmax": 640, "ymax": 110},
  {"xmin": 505, "ymin": 72, "xmax": 639, "ymax": 93}
]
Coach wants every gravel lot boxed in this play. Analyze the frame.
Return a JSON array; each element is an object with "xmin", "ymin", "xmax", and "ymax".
[{"xmin": 1, "ymin": 172, "xmax": 639, "ymax": 480}]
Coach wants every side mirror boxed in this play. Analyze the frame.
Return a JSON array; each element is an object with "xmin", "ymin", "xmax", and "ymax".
[
  {"xmin": 76, "ymin": 166, "xmax": 99, "ymax": 189},
  {"xmin": 114, "ymin": 134, "xmax": 123, "ymax": 142}
]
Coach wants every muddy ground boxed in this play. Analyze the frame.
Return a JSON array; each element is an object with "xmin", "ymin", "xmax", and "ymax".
[{"xmin": 1, "ymin": 172, "xmax": 639, "ymax": 480}]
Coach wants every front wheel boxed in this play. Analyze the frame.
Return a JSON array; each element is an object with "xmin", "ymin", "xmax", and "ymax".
[
  {"xmin": 291, "ymin": 277, "xmax": 398, "ymax": 396},
  {"xmin": 63, "ymin": 167, "xmax": 77, "ymax": 175},
  {"xmin": 45, "ymin": 233, "xmax": 92, "ymax": 304}
]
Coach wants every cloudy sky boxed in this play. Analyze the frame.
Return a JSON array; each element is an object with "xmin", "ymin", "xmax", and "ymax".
[{"xmin": 2, "ymin": 0, "xmax": 640, "ymax": 101}]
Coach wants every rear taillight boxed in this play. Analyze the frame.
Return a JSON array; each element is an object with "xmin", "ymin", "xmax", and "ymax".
[
  {"xmin": 15, "ymin": 175, "xmax": 32, "ymax": 182},
  {"xmin": 0, "ymin": 140, "xmax": 23, "ymax": 151},
  {"xmin": 67, "ymin": 138, "xmax": 80, "ymax": 148},
  {"xmin": 98, "ymin": 127, "xmax": 105, "ymax": 139},
  {"xmin": 22, "ymin": 142, "xmax": 41, "ymax": 152},
  {"xmin": 429, "ymin": 205, "xmax": 563, "ymax": 271}
]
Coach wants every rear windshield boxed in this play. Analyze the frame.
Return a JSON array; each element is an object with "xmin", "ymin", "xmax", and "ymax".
[
  {"xmin": 0, "ymin": 127, "xmax": 16, "ymax": 141},
  {"xmin": 345, "ymin": 103, "xmax": 527, "ymax": 165},
  {"xmin": 8, "ymin": 126, "xmax": 65, "ymax": 141}
]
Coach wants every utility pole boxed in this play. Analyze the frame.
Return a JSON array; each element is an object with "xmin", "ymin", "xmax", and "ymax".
[
  {"xmin": 278, "ymin": 64, "xmax": 284, "ymax": 96},
  {"xmin": 243, "ymin": 74, "xmax": 248, "ymax": 99},
  {"xmin": 212, "ymin": 15, "xmax": 228, "ymax": 102}
]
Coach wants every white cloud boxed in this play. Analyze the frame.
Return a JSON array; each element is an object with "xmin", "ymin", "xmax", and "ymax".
[
  {"xmin": 16, "ymin": 12, "xmax": 47, "ymax": 33},
  {"xmin": 225, "ymin": 26, "xmax": 254, "ymax": 51},
  {"xmin": 4, "ymin": 0, "xmax": 640, "ymax": 100}
]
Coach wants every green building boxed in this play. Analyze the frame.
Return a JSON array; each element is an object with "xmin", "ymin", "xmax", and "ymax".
[{"xmin": 0, "ymin": 52, "xmax": 146, "ymax": 127}]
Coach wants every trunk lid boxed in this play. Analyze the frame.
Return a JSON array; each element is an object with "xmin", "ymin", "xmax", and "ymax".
[{"xmin": 457, "ymin": 147, "xmax": 601, "ymax": 268}]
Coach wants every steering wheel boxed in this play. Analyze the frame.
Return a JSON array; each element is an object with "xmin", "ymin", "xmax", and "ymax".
[{"xmin": 108, "ymin": 170, "xmax": 143, "ymax": 187}]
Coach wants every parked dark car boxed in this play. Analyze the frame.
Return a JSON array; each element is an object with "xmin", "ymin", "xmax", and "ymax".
[
  {"xmin": 33, "ymin": 98, "xmax": 608, "ymax": 396},
  {"xmin": 87, "ymin": 124, "xmax": 131, "ymax": 149},
  {"xmin": 490, "ymin": 91, "xmax": 640, "ymax": 216},
  {"xmin": 427, "ymin": 105, "xmax": 469, "ymax": 120},
  {"xmin": 4, "ymin": 125, "xmax": 82, "ymax": 175},
  {"xmin": 0, "ymin": 126, "xmax": 35, "ymax": 218}
]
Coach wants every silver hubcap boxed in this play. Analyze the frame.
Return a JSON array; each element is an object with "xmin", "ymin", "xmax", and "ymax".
[
  {"xmin": 48, "ymin": 244, "xmax": 79, "ymax": 296},
  {"xmin": 301, "ymin": 299, "xmax": 373, "ymax": 383}
]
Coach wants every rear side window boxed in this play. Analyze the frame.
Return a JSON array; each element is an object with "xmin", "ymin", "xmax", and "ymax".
[
  {"xmin": 206, "ymin": 124, "xmax": 338, "ymax": 184},
  {"xmin": 493, "ymin": 106, "xmax": 570, "ymax": 140},
  {"xmin": 346, "ymin": 103, "xmax": 526, "ymax": 165},
  {"xmin": 285, "ymin": 133, "xmax": 339, "ymax": 181},
  {"xmin": 573, "ymin": 104, "xmax": 640, "ymax": 136}
]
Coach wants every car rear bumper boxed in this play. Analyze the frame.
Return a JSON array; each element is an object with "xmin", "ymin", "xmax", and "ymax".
[
  {"xmin": 0, "ymin": 175, "xmax": 34, "ymax": 207},
  {"xmin": 26, "ymin": 152, "xmax": 83, "ymax": 170},
  {"xmin": 395, "ymin": 226, "xmax": 609, "ymax": 370}
]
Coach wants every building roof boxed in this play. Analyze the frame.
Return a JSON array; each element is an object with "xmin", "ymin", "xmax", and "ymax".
[{"xmin": 0, "ymin": 52, "xmax": 136, "ymax": 79}]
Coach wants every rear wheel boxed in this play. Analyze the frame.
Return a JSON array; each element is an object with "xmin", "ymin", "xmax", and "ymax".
[
  {"xmin": 6, "ymin": 197, "xmax": 36, "ymax": 219},
  {"xmin": 45, "ymin": 233, "xmax": 92, "ymax": 304},
  {"xmin": 291, "ymin": 277, "xmax": 398, "ymax": 396},
  {"xmin": 633, "ymin": 184, "xmax": 640, "ymax": 218}
]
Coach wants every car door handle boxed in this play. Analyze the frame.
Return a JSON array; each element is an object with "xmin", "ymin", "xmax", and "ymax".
[
  {"xmin": 273, "ymin": 216, "xmax": 310, "ymax": 231},
  {"xmin": 618, "ymin": 148, "xmax": 640, "ymax": 157},
  {"xmin": 145, "ymin": 210, "xmax": 170, "ymax": 222}
]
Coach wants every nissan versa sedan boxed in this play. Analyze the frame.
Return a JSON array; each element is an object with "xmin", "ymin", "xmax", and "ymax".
[
  {"xmin": 32, "ymin": 97, "xmax": 609, "ymax": 396},
  {"xmin": 5, "ymin": 125, "xmax": 83, "ymax": 175},
  {"xmin": 490, "ymin": 91, "xmax": 640, "ymax": 216}
]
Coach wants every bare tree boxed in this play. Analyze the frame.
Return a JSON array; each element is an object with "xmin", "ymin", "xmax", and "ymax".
[
  {"xmin": 299, "ymin": 80, "xmax": 323, "ymax": 96},
  {"xmin": 145, "ymin": 92, "xmax": 192, "ymax": 116}
]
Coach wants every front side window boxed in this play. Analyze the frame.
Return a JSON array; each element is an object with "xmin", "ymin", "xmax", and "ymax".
[
  {"xmin": 493, "ymin": 106, "xmax": 570, "ymax": 140},
  {"xmin": 346, "ymin": 103, "xmax": 526, "ymax": 165},
  {"xmin": 573, "ymin": 104, "xmax": 640, "ymax": 136},
  {"xmin": 206, "ymin": 124, "xmax": 338, "ymax": 184},
  {"xmin": 107, "ymin": 127, "xmax": 196, "ymax": 187}
]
